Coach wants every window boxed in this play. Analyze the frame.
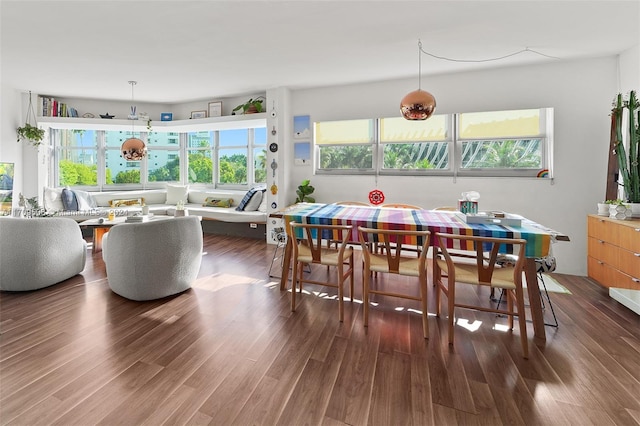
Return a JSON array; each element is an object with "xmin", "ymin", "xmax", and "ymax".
[
  {"xmin": 315, "ymin": 119, "xmax": 375, "ymax": 171},
  {"xmin": 379, "ymin": 115, "xmax": 451, "ymax": 173},
  {"xmin": 54, "ymin": 129, "xmax": 99, "ymax": 186},
  {"xmin": 49, "ymin": 121, "xmax": 267, "ymax": 190},
  {"xmin": 316, "ymin": 108, "xmax": 552, "ymax": 177}
]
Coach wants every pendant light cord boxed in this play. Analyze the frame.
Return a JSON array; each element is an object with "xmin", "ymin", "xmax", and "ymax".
[{"xmin": 417, "ymin": 38, "xmax": 560, "ymax": 63}]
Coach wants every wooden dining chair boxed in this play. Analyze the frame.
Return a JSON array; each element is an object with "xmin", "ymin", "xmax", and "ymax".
[
  {"xmin": 358, "ymin": 226, "xmax": 431, "ymax": 338},
  {"xmin": 432, "ymin": 206, "xmax": 458, "ymax": 211},
  {"xmin": 432, "ymin": 232, "xmax": 529, "ymax": 358},
  {"xmin": 381, "ymin": 203, "xmax": 422, "ymax": 209},
  {"xmin": 287, "ymin": 222, "xmax": 355, "ymax": 322},
  {"xmin": 377, "ymin": 203, "xmax": 424, "ymax": 257}
]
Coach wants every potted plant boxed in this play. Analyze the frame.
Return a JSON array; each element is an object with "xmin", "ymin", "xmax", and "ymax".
[
  {"xmin": 605, "ymin": 199, "xmax": 631, "ymax": 220},
  {"xmin": 16, "ymin": 91, "xmax": 45, "ymax": 147},
  {"xmin": 295, "ymin": 179, "xmax": 315, "ymax": 203},
  {"xmin": 612, "ymin": 90, "xmax": 639, "ymax": 215},
  {"xmin": 232, "ymin": 97, "xmax": 265, "ymax": 115}
]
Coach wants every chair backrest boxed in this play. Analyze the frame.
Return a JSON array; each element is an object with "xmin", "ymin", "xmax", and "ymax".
[
  {"xmin": 287, "ymin": 222, "xmax": 353, "ymax": 264},
  {"xmin": 434, "ymin": 232, "xmax": 527, "ymax": 286},
  {"xmin": 335, "ymin": 201, "xmax": 370, "ymax": 206},
  {"xmin": 358, "ymin": 227, "xmax": 430, "ymax": 274},
  {"xmin": 381, "ymin": 203, "xmax": 422, "ymax": 210},
  {"xmin": 432, "ymin": 206, "xmax": 457, "ymax": 211}
]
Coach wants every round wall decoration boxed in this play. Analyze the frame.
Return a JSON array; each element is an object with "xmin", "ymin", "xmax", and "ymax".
[
  {"xmin": 270, "ymin": 184, "xmax": 278, "ymax": 195},
  {"xmin": 269, "ymin": 143, "xmax": 278, "ymax": 152},
  {"xmin": 368, "ymin": 189, "xmax": 385, "ymax": 205},
  {"xmin": 271, "ymin": 202, "xmax": 278, "ymax": 209}
]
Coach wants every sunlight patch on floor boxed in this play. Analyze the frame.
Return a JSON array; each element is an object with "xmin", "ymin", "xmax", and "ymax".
[
  {"xmin": 192, "ymin": 273, "xmax": 262, "ymax": 292},
  {"xmin": 456, "ymin": 318, "xmax": 482, "ymax": 332}
]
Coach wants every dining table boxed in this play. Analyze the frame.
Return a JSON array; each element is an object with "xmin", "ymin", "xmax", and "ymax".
[{"xmin": 273, "ymin": 202, "xmax": 569, "ymax": 342}]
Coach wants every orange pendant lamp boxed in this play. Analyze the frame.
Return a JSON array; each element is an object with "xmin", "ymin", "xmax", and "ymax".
[
  {"xmin": 121, "ymin": 80, "xmax": 147, "ymax": 161},
  {"xmin": 400, "ymin": 40, "xmax": 436, "ymax": 121}
]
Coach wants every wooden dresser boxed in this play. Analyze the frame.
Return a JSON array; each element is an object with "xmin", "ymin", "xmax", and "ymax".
[{"xmin": 587, "ymin": 214, "xmax": 640, "ymax": 290}]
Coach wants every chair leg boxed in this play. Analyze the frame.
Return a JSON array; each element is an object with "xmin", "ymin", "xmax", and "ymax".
[
  {"xmin": 538, "ymin": 273, "xmax": 559, "ymax": 328},
  {"xmin": 514, "ymin": 288, "xmax": 529, "ymax": 359},
  {"xmin": 349, "ymin": 253, "xmax": 354, "ymax": 302},
  {"xmin": 420, "ymin": 270, "xmax": 429, "ymax": 339},
  {"xmin": 291, "ymin": 261, "xmax": 299, "ymax": 312},
  {"xmin": 363, "ymin": 267, "xmax": 370, "ymax": 328},
  {"xmin": 337, "ymin": 262, "xmax": 344, "ymax": 322},
  {"xmin": 448, "ymin": 282, "xmax": 455, "ymax": 345}
]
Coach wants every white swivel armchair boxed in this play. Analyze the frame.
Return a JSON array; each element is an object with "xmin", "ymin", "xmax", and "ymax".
[
  {"xmin": 102, "ymin": 216, "xmax": 203, "ymax": 301},
  {"xmin": 0, "ymin": 217, "xmax": 87, "ymax": 291}
]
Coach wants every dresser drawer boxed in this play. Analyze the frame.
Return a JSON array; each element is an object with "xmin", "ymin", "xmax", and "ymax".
[
  {"xmin": 618, "ymin": 223, "xmax": 640, "ymax": 252},
  {"xmin": 587, "ymin": 215, "xmax": 620, "ymax": 245},
  {"xmin": 614, "ymin": 270, "xmax": 640, "ymax": 290},
  {"xmin": 587, "ymin": 236, "xmax": 619, "ymax": 267},
  {"xmin": 617, "ymin": 248, "xmax": 640, "ymax": 279},
  {"xmin": 587, "ymin": 256, "xmax": 618, "ymax": 288}
]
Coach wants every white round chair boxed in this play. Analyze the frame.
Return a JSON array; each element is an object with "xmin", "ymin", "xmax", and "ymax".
[
  {"xmin": 0, "ymin": 217, "xmax": 87, "ymax": 291},
  {"xmin": 102, "ymin": 216, "xmax": 203, "ymax": 301}
]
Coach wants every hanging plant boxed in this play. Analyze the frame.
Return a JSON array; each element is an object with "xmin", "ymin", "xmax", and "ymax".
[{"xmin": 16, "ymin": 91, "xmax": 45, "ymax": 147}]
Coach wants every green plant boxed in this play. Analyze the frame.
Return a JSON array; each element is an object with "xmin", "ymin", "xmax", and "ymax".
[
  {"xmin": 612, "ymin": 90, "xmax": 640, "ymax": 202},
  {"xmin": 295, "ymin": 179, "xmax": 315, "ymax": 203},
  {"xmin": 232, "ymin": 97, "xmax": 265, "ymax": 115},
  {"xmin": 16, "ymin": 123, "xmax": 45, "ymax": 146},
  {"xmin": 17, "ymin": 91, "xmax": 45, "ymax": 147},
  {"xmin": 605, "ymin": 199, "xmax": 625, "ymax": 205}
]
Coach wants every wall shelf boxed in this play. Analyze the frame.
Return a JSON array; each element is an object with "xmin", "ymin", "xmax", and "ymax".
[{"xmin": 38, "ymin": 113, "xmax": 267, "ymax": 132}]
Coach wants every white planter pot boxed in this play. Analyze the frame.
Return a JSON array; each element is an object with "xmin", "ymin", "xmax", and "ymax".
[
  {"xmin": 628, "ymin": 202, "xmax": 640, "ymax": 218},
  {"xmin": 597, "ymin": 203, "xmax": 609, "ymax": 216},
  {"xmin": 609, "ymin": 203, "xmax": 632, "ymax": 220}
]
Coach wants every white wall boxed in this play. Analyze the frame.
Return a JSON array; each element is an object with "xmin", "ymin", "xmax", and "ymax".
[
  {"xmin": 0, "ymin": 86, "xmax": 25, "ymax": 202},
  {"xmin": 291, "ymin": 56, "xmax": 622, "ymax": 276}
]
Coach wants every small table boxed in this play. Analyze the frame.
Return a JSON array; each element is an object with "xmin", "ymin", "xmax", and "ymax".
[{"xmin": 79, "ymin": 215, "xmax": 171, "ymax": 252}]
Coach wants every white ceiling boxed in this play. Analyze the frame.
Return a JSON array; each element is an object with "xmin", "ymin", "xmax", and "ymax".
[{"xmin": 2, "ymin": 0, "xmax": 639, "ymax": 104}]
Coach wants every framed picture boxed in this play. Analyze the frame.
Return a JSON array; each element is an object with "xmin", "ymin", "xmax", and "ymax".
[
  {"xmin": 208, "ymin": 101, "xmax": 222, "ymax": 118},
  {"xmin": 191, "ymin": 110, "xmax": 207, "ymax": 119},
  {"xmin": 160, "ymin": 112, "xmax": 173, "ymax": 121}
]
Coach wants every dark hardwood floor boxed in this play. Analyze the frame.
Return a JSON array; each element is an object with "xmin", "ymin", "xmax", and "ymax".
[{"xmin": 1, "ymin": 234, "xmax": 639, "ymax": 425}]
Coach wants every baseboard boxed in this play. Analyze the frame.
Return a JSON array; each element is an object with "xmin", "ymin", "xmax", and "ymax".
[{"xmin": 609, "ymin": 288, "xmax": 640, "ymax": 315}]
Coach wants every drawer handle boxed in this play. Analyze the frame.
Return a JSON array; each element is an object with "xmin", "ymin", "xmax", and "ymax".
[
  {"xmin": 635, "ymin": 253, "xmax": 640, "ymax": 257},
  {"xmin": 633, "ymin": 278, "xmax": 640, "ymax": 283},
  {"xmin": 598, "ymin": 240, "xmax": 605, "ymax": 244},
  {"xmin": 598, "ymin": 261, "xmax": 604, "ymax": 265},
  {"xmin": 635, "ymin": 228, "xmax": 640, "ymax": 232}
]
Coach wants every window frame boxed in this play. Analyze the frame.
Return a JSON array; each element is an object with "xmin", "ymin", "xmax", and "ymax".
[{"xmin": 315, "ymin": 108, "xmax": 553, "ymax": 178}]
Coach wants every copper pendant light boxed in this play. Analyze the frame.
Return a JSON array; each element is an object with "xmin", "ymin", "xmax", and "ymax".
[
  {"xmin": 121, "ymin": 81, "xmax": 147, "ymax": 161},
  {"xmin": 400, "ymin": 40, "xmax": 436, "ymax": 121}
]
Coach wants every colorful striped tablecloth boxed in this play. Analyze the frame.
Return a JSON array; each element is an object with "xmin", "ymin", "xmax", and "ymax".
[{"xmin": 281, "ymin": 203, "xmax": 553, "ymax": 258}]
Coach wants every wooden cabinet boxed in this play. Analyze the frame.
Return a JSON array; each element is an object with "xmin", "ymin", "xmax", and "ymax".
[{"xmin": 587, "ymin": 215, "xmax": 640, "ymax": 290}]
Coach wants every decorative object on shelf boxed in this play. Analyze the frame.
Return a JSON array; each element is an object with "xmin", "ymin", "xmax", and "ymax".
[
  {"xmin": 368, "ymin": 189, "xmax": 385, "ymax": 205},
  {"xmin": 190, "ymin": 110, "xmax": 207, "ymax": 119},
  {"xmin": 208, "ymin": 101, "xmax": 222, "ymax": 117},
  {"xmin": 271, "ymin": 159, "xmax": 278, "ymax": 177},
  {"xmin": 597, "ymin": 201, "xmax": 609, "ymax": 216},
  {"xmin": 271, "ymin": 202, "xmax": 278, "ymax": 209},
  {"xmin": 175, "ymin": 200, "xmax": 187, "ymax": 217},
  {"xmin": 400, "ymin": 40, "xmax": 436, "ymax": 121},
  {"xmin": 269, "ymin": 142, "xmax": 278, "ymax": 152},
  {"xmin": 121, "ymin": 80, "xmax": 146, "ymax": 161},
  {"xmin": 611, "ymin": 90, "xmax": 640, "ymax": 214},
  {"xmin": 295, "ymin": 179, "xmax": 315, "ymax": 203},
  {"xmin": 270, "ymin": 184, "xmax": 278, "ymax": 195},
  {"xmin": 606, "ymin": 199, "xmax": 632, "ymax": 220},
  {"xmin": 16, "ymin": 91, "xmax": 45, "ymax": 147},
  {"xmin": 100, "ymin": 113, "xmax": 115, "ymax": 119},
  {"xmin": 232, "ymin": 96, "xmax": 265, "ymax": 115},
  {"xmin": 161, "ymin": 112, "xmax": 173, "ymax": 121}
]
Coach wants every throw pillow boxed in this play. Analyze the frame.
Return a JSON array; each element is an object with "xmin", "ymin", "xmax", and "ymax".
[
  {"xmin": 235, "ymin": 187, "xmax": 265, "ymax": 211},
  {"xmin": 203, "ymin": 198, "xmax": 233, "ymax": 208},
  {"xmin": 166, "ymin": 184, "xmax": 189, "ymax": 205},
  {"xmin": 61, "ymin": 188, "xmax": 79, "ymax": 211},
  {"xmin": 243, "ymin": 190, "xmax": 263, "ymax": 212},
  {"xmin": 110, "ymin": 198, "xmax": 144, "ymax": 208},
  {"xmin": 74, "ymin": 190, "xmax": 97, "ymax": 210}
]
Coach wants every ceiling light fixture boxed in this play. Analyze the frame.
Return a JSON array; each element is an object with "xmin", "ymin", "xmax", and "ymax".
[
  {"xmin": 400, "ymin": 39, "xmax": 436, "ymax": 121},
  {"xmin": 121, "ymin": 80, "xmax": 147, "ymax": 161}
]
